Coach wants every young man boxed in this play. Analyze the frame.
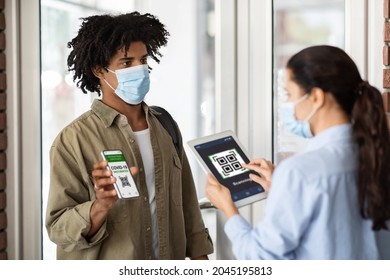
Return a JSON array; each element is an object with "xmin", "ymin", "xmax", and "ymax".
[{"xmin": 45, "ymin": 12, "xmax": 213, "ymax": 260}]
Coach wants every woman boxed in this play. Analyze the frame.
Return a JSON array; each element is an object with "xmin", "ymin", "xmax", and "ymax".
[{"xmin": 206, "ymin": 45, "xmax": 390, "ymax": 259}]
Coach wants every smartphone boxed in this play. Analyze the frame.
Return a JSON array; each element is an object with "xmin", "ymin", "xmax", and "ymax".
[{"xmin": 101, "ymin": 150, "xmax": 140, "ymax": 199}]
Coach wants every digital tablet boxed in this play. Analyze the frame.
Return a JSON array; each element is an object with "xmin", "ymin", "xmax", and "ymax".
[{"xmin": 187, "ymin": 130, "xmax": 267, "ymax": 208}]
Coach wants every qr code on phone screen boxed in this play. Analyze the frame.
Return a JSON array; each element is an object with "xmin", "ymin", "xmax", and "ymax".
[
  {"xmin": 118, "ymin": 175, "xmax": 131, "ymax": 187},
  {"xmin": 209, "ymin": 149, "xmax": 248, "ymax": 179}
]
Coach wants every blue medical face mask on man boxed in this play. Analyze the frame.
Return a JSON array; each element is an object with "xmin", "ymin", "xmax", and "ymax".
[
  {"xmin": 103, "ymin": 64, "xmax": 150, "ymax": 105},
  {"xmin": 280, "ymin": 94, "xmax": 317, "ymax": 138}
]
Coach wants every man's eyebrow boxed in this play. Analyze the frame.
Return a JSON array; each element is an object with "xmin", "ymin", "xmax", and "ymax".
[
  {"xmin": 120, "ymin": 54, "xmax": 148, "ymax": 60},
  {"xmin": 119, "ymin": 57, "xmax": 133, "ymax": 61}
]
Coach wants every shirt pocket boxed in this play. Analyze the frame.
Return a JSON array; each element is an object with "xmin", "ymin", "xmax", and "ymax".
[{"xmin": 170, "ymin": 154, "xmax": 183, "ymax": 206}]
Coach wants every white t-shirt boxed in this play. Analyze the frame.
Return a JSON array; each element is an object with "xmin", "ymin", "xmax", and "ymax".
[{"xmin": 133, "ymin": 128, "xmax": 159, "ymax": 259}]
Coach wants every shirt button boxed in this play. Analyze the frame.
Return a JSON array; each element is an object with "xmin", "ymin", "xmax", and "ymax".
[
  {"xmin": 146, "ymin": 227, "xmax": 151, "ymax": 231},
  {"xmin": 130, "ymin": 138, "xmax": 135, "ymax": 143},
  {"xmin": 144, "ymin": 196, "xmax": 148, "ymax": 202},
  {"xmin": 139, "ymin": 167, "xmax": 144, "ymax": 172},
  {"xmin": 119, "ymin": 116, "xmax": 128, "ymax": 126}
]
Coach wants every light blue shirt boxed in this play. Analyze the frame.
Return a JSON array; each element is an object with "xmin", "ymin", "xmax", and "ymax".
[{"xmin": 225, "ymin": 124, "xmax": 379, "ymax": 260}]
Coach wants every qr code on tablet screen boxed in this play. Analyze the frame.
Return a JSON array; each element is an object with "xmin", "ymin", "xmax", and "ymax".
[{"xmin": 209, "ymin": 149, "xmax": 248, "ymax": 179}]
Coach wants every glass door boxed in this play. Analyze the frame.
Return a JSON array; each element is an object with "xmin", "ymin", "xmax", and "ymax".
[{"xmin": 273, "ymin": 0, "xmax": 345, "ymax": 164}]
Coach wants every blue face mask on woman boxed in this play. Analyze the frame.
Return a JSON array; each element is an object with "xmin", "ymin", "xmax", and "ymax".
[
  {"xmin": 280, "ymin": 94, "xmax": 317, "ymax": 138},
  {"xmin": 104, "ymin": 64, "xmax": 150, "ymax": 105}
]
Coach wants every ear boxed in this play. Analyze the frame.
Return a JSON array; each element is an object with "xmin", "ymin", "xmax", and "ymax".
[
  {"xmin": 91, "ymin": 66, "xmax": 106, "ymax": 79},
  {"xmin": 309, "ymin": 87, "xmax": 325, "ymax": 109}
]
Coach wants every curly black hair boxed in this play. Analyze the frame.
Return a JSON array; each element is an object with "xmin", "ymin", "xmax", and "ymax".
[{"xmin": 67, "ymin": 12, "xmax": 170, "ymax": 94}]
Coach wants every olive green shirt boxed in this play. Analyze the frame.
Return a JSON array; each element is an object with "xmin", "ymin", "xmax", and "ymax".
[{"xmin": 45, "ymin": 100, "xmax": 213, "ymax": 259}]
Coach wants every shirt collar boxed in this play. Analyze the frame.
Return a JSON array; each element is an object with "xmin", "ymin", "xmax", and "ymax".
[
  {"xmin": 91, "ymin": 99, "xmax": 150, "ymax": 128},
  {"xmin": 305, "ymin": 123, "xmax": 353, "ymax": 152}
]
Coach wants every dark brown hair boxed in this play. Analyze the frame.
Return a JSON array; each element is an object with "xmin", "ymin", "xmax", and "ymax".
[
  {"xmin": 287, "ymin": 45, "xmax": 390, "ymax": 230},
  {"xmin": 67, "ymin": 12, "xmax": 169, "ymax": 94}
]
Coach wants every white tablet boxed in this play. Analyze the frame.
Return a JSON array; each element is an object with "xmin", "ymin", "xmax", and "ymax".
[{"xmin": 187, "ymin": 130, "xmax": 267, "ymax": 208}]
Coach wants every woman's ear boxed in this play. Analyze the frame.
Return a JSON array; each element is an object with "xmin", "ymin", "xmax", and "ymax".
[
  {"xmin": 91, "ymin": 66, "xmax": 106, "ymax": 79},
  {"xmin": 309, "ymin": 87, "xmax": 325, "ymax": 110}
]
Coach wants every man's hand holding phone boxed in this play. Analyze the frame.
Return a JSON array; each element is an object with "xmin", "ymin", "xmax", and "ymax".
[
  {"xmin": 93, "ymin": 160, "xmax": 118, "ymax": 208},
  {"xmin": 87, "ymin": 160, "xmax": 138, "ymax": 238},
  {"xmin": 92, "ymin": 159, "xmax": 139, "ymax": 204},
  {"xmin": 100, "ymin": 150, "xmax": 140, "ymax": 199}
]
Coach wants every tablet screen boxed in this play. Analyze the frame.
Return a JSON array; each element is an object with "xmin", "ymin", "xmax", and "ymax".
[{"xmin": 193, "ymin": 135, "xmax": 265, "ymax": 203}]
